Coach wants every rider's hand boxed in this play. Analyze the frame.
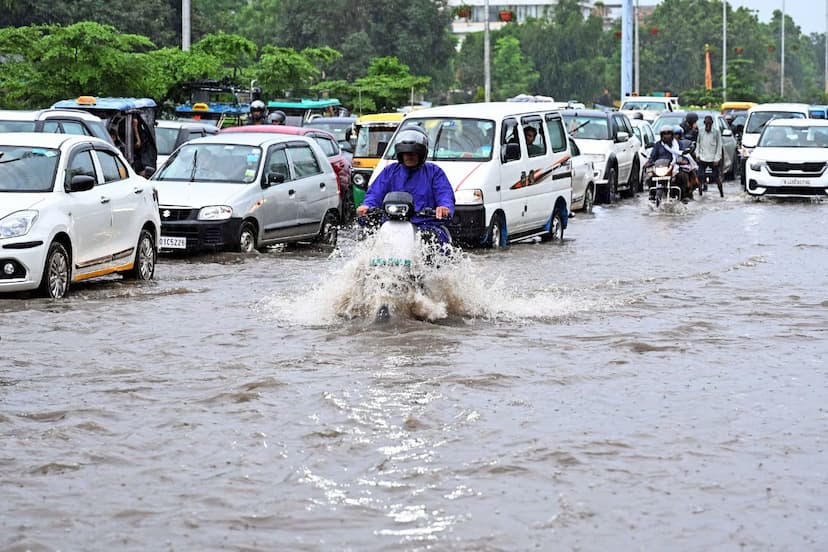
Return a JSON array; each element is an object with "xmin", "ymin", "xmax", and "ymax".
[
  {"xmin": 435, "ymin": 206, "xmax": 450, "ymax": 220},
  {"xmin": 356, "ymin": 205, "xmax": 369, "ymax": 217}
]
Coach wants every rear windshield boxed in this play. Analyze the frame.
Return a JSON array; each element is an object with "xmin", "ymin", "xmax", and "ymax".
[
  {"xmin": 154, "ymin": 143, "xmax": 261, "ymax": 183},
  {"xmin": 562, "ymin": 115, "xmax": 610, "ymax": 140},
  {"xmin": 384, "ymin": 118, "xmax": 495, "ymax": 161},
  {"xmin": 745, "ymin": 111, "xmax": 806, "ymax": 134},
  {"xmin": 0, "ymin": 146, "xmax": 59, "ymax": 192}
]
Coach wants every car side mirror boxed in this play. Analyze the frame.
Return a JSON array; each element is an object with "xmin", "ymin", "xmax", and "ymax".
[
  {"xmin": 66, "ymin": 174, "xmax": 95, "ymax": 192},
  {"xmin": 722, "ymin": 129, "xmax": 733, "ymax": 137},
  {"xmin": 266, "ymin": 172, "xmax": 286, "ymax": 187},
  {"xmin": 502, "ymin": 142, "xmax": 521, "ymax": 162},
  {"xmin": 616, "ymin": 131, "xmax": 630, "ymax": 143}
]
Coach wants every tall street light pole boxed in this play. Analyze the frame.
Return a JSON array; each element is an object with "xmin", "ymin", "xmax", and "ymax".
[
  {"xmin": 781, "ymin": 0, "xmax": 786, "ymax": 97},
  {"xmin": 182, "ymin": 0, "xmax": 191, "ymax": 51},
  {"xmin": 484, "ymin": 0, "xmax": 491, "ymax": 102},
  {"xmin": 825, "ymin": 0, "xmax": 827, "ymax": 93},
  {"xmin": 621, "ymin": 0, "xmax": 633, "ymax": 102},
  {"xmin": 634, "ymin": 0, "xmax": 640, "ymax": 95},
  {"xmin": 723, "ymin": 1, "xmax": 727, "ymax": 102}
]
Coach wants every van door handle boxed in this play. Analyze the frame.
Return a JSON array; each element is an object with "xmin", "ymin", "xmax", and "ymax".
[
  {"xmin": 100, "ymin": 196, "xmax": 111, "ymax": 204},
  {"xmin": 496, "ymin": 185, "xmax": 501, "ymax": 191}
]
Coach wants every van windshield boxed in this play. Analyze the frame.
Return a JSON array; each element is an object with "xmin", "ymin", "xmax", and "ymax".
[
  {"xmin": 154, "ymin": 144, "xmax": 261, "ymax": 183},
  {"xmin": 0, "ymin": 146, "xmax": 59, "ymax": 192},
  {"xmin": 745, "ymin": 111, "xmax": 806, "ymax": 134},
  {"xmin": 385, "ymin": 118, "xmax": 495, "ymax": 161}
]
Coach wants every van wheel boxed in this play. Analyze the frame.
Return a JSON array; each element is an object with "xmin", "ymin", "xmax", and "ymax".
[
  {"xmin": 583, "ymin": 186, "xmax": 594, "ymax": 214},
  {"xmin": 125, "ymin": 229, "xmax": 156, "ymax": 280},
  {"xmin": 238, "ymin": 222, "xmax": 257, "ymax": 253},
  {"xmin": 486, "ymin": 214, "xmax": 506, "ymax": 249},
  {"xmin": 541, "ymin": 209, "xmax": 564, "ymax": 242},
  {"xmin": 39, "ymin": 241, "xmax": 70, "ymax": 299},
  {"xmin": 316, "ymin": 212, "xmax": 338, "ymax": 248}
]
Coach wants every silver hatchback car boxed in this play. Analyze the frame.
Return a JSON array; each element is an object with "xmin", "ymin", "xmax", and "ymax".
[{"xmin": 152, "ymin": 133, "xmax": 340, "ymax": 253}]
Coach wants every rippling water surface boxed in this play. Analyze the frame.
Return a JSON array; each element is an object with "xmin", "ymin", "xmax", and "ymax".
[{"xmin": 2, "ymin": 183, "xmax": 827, "ymax": 551}]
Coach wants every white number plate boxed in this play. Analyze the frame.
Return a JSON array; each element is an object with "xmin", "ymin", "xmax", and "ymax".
[
  {"xmin": 159, "ymin": 236, "xmax": 187, "ymax": 249},
  {"xmin": 783, "ymin": 178, "xmax": 809, "ymax": 186}
]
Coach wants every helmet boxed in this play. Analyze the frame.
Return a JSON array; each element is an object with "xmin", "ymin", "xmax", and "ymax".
[
  {"xmin": 673, "ymin": 125, "xmax": 684, "ymax": 137},
  {"xmin": 250, "ymin": 100, "xmax": 267, "ymax": 121},
  {"xmin": 268, "ymin": 110, "xmax": 286, "ymax": 125},
  {"xmin": 685, "ymin": 112, "xmax": 699, "ymax": 125},
  {"xmin": 394, "ymin": 127, "xmax": 429, "ymax": 167}
]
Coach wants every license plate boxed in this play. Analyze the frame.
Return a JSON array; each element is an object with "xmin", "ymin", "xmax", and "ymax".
[
  {"xmin": 159, "ymin": 236, "xmax": 186, "ymax": 249},
  {"xmin": 783, "ymin": 178, "xmax": 809, "ymax": 186}
]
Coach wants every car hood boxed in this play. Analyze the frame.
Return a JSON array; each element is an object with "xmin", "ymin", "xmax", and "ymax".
[
  {"xmin": 0, "ymin": 194, "xmax": 46, "ymax": 218},
  {"xmin": 153, "ymin": 180, "xmax": 252, "ymax": 208},
  {"xmin": 750, "ymin": 147, "xmax": 828, "ymax": 162}
]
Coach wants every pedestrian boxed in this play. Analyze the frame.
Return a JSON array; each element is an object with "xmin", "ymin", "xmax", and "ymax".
[{"xmin": 696, "ymin": 114, "xmax": 724, "ymax": 197}]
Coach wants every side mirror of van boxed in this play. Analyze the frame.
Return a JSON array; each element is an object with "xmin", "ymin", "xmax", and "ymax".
[{"xmin": 502, "ymin": 142, "xmax": 521, "ymax": 162}]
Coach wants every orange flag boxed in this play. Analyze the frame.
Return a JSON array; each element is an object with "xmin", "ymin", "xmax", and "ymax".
[{"xmin": 704, "ymin": 44, "xmax": 713, "ymax": 90}]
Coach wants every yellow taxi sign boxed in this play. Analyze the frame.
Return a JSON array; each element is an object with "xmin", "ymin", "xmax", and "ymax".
[
  {"xmin": 76, "ymin": 96, "xmax": 97, "ymax": 105},
  {"xmin": 193, "ymin": 102, "xmax": 209, "ymax": 111}
]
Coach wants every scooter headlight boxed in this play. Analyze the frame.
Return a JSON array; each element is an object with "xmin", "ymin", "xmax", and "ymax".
[{"xmin": 384, "ymin": 202, "xmax": 410, "ymax": 219}]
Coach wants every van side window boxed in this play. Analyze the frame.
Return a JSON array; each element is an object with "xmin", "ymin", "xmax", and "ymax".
[
  {"xmin": 288, "ymin": 144, "xmax": 322, "ymax": 178},
  {"xmin": 501, "ymin": 117, "xmax": 521, "ymax": 162},
  {"xmin": 266, "ymin": 146, "xmax": 292, "ymax": 183},
  {"xmin": 521, "ymin": 116, "xmax": 546, "ymax": 158},
  {"xmin": 544, "ymin": 115, "xmax": 567, "ymax": 153}
]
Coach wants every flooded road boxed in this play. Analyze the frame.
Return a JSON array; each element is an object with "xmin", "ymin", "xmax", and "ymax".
[{"xmin": 2, "ymin": 181, "xmax": 827, "ymax": 551}]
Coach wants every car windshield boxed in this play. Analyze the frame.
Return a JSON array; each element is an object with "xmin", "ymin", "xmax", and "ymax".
[
  {"xmin": 0, "ymin": 146, "xmax": 60, "ymax": 192},
  {"xmin": 154, "ymin": 143, "xmax": 261, "ymax": 183},
  {"xmin": 563, "ymin": 116, "xmax": 610, "ymax": 140},
  {"xmin": 651, "ymin": 115, "xmax": 684, "ymax": 134},
  {"xmin": 758, "ymin": 125, "xmax": 828, "ymax": 148},
  {"xmin": 621, "ymin": 101, "xmax": 668, "ymax": 111},
  {"xmin": 745, "ymin": 111, "xmax": 806, "ymax": 134},
  {"xmin": 155, "ymin": 127, "xmax": 180, "ymax": 155},
  {"xmin": 305, "ymin": 120, "xmax": 351, "ymax": 143},
  {"xmin": 355, "ymin": 124, "xmax": 399, "ymax": 158},
  {"xmin": 385, "ymin": 118, "xmax": 496, "ymax": 161},
  {"xmin": 0, "ymin": 121, "xmax": 37, "ymax": 132}
]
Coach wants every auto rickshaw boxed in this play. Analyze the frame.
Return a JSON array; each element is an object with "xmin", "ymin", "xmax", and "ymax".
[{"xmin": 52, "ymin": 96, "xmax": 158, "ymax": 176}]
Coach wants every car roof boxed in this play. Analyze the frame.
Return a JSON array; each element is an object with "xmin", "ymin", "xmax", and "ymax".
[
  {"xmin": 181, "ymin": 132, "xmax": 319, "ymax": 147},
  {"xmin": 355, "ymin": 112, "xmax": 406, "ymax": 124},
  {"xmin": 156, "ymin": 120, "xmax": 219, "ymax": 130},
  {"xmin": 747, "ymin": 102, "xmax": 810, "ymax": 114},
  {"xmin": 561, "ymin": 109, "xmax": 613, "ymax": 118},
  {"xmin": 0, "ymin": 132, "xmax": 110, "ymax": 148},
  {"xmin": 766, "ymin": 118, "xmax": 828, "ymax": 127},
  {"xmin": 52, "ymin": 96, "xmax": 157, "ymax": 111},
  {"xmin": 401, "ymin": 102, "xmax": 565, "ymax": 119},
  {"xmin": 0, "ymin": 108, "xmax": 104, "ymax": 122},
  {"xmin": 220, "ymin": 125, "xmax": 338, "ymax": 141},
  {"xmin": 305, "ymin": 116, "xmax": 356, "ymax": 125}
]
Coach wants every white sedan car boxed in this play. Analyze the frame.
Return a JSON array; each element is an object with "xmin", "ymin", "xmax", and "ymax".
[
  {"xmin": 568, "ymin": 137, "xmax": 596, "ymax": 213},
  {"xmin": 745, "ymin": 119, "xmax": 828, "ymax": 198},
  {"xmin": 0, "ymin": 133, "xmax": 161, "ymax": 298}
]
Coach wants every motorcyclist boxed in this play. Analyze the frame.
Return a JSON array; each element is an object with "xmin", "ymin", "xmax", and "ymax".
[
  {"xmin": 247, "ymin": 100, "xmax": 268, "ymax": 125},
  {"xmin": 673, "ymin": 125, "xmax": 698, "ymax": 200},
  {"xmin": 644, "ymin": 126, "xmax": 690, "ymax": 202},
  {"xmin": 356, "ymin": 127, "xmax": 455, "ymax": 245},
  {"xmin": 681, "ymin": 111, "xmax": 699, "ymax": 143},
  {"xmin": 268, "ymin": 110, "xmax": 286, "ymax": 125}
]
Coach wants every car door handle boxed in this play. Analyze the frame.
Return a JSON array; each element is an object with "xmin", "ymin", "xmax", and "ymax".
[
  {"xmin": 133, "ymin": 187, "xmax": 144, "ymax": 194},
  {"xmin": 319, "ymin": 182, "xmax": 326, "ymax": 189},
  {"xmin": 288, "ymin": 189, "xmax": 296, "ymax": 196},
  {"xmin": 100, "ymin": 196, "xmax": 111, "ymax": 204}
]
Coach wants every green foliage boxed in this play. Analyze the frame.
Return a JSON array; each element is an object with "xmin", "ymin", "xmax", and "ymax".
[
  {"xmin": 192, "ymin": 32, "xmax": 257, "ymax": 80},
  {"xmin": 491, "ymin": 36, "xmax": 538, "ymax": 100}
]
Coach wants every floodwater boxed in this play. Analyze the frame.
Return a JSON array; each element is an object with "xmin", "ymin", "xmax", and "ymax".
[{"xmin": 2, "ymin": 181, "xmax": 827, "ymax": 551}]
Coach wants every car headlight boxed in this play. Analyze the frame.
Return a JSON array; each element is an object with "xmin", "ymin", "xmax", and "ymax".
[
  {"xmin": 197, "ymin": 205, "xmax": 233, "ymax": 220},
  {"xmin": 0, "ymin": 210, "xmax": 38, "ymax": 239},
  {"xmin": 749, "ymin": 160, "xmax": 766, "ymax": 171},
  {"xmin": 455, "ymin": 188, "xmax": 484, "ymax": 205}
]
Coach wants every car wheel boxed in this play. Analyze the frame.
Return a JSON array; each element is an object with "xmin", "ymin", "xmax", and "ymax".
[
  {"xmin": 315, "ymin": 212, "xmax": 338, "ymax": 248},
  {"xmin": 603, "ymin": 167, "xmax": 617, "ymax": 204},
  {"xmin": 626, "ymin": 160, "xmax": 640, "ymax": 197},
  {"xmin": 238, "ymin": 222, "xmax": 257, "ymax": 253},
  {"xmin": 583, "ymin": 185, "xmax": 594, "ymax": 214},
  {"xmin": 39, "ymin": 241, "xmax": 70, "ymax": 299},
  {"xmin": 486, "ymin": 213, "xmax": 506, "ymax": 249},
  {"xmin": 125, "ymin": 229, "xmax": 156, "ymax": 281},
  {"xmin": 542, "ymin": 208, "xmax": 564, "ymax": 242}
]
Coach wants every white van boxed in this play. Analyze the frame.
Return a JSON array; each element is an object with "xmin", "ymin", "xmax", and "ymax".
[
  {"xmin": 738, "ymin": 103, "xmax": 810, "ymax": 186},
  {"xmin": 369, "ymin": 102, "xmax": 573, "ymax": 247}
]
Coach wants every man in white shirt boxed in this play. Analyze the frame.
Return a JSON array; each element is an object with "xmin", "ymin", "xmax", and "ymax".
[{"xmin": 696, "ymin": 115, "xmax": 723, "ymax": 197}]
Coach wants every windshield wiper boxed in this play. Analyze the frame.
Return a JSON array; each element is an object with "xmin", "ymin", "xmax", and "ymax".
[
  {"xmin": 569, "ymin": 120, "xmax": 590, "ymax": 135},
  {"xmin": 189, "ymin": 149, "xmax": 198, "ymax": 182}
]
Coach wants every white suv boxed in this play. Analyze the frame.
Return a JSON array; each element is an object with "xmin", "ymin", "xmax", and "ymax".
[{"xmin": 0, "ymin": 133, "xmax": 161, "ymax": 298}]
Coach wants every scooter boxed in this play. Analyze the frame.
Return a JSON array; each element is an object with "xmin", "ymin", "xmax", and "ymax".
[
  {"xmin": 647, "ymin": 158, "xmax": 683, "ymax": 208},
  {"xmin": 356, "ymin": 191, "xmax": 448, "ymax": 323}
]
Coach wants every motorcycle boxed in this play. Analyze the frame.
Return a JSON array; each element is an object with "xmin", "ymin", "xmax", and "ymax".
[
  {"xmin": 647, "ymin": 158, "xmax": 684, "ymax": 207},
  {"xmin": 352, "ymin": 191, "xmax": 452, "ymax": 323}
]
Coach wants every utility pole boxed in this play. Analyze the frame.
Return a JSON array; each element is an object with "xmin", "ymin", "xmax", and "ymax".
[
  {"xmin": 723, "ymin": 1, "xmax": 727, "ymax": 102},
  {"xmin": 182, "ymin": 0, "xmax": 191, "ymax": 51},
  {"xmin": 621, "ymin": 0, "xmax": 633, "ymax": 102},
  {"xmin": 825, "ymin": 0, "xmax": 827, "ymax": 94},
  {"xmin": 634, "ymin": 0, "xmax": 639, "ymax": 95},
  {"xmin": 781, "ymin": 0, "xmax": 786, "ymax": 98},
  {"xmin": 484, "ymin": 0, "xmax": 491, "ymax": 102}
]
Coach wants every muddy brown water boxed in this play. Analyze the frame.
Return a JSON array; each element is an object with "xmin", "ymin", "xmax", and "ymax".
[{"xmin": 2, "ymin": 181, "xmax": 827, "ymax": 551}]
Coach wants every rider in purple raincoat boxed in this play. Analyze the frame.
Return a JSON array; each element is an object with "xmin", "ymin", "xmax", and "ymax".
[{"xmin": 357, "ymin": 127, "xmax": 455, "ymax": 244}]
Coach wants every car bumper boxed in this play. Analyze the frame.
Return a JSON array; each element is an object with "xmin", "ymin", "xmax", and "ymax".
[
  {"xmin": 0, "ymin": 239, "xmax": 47, "ymax": 293},
  {"xmin": 446, "ymin": 205, "xmax": 487, "ymax": 245},
  {"xmin": 745, "ymin": 168, "xmax": 828, "ymax": 197},
  {"xmin": 159, "ymin": 211, "xmax": 243, "ymax": 252}
]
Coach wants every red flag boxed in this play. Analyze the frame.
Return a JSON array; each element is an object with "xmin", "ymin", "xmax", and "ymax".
[{"xmin": 705, "ymin": 44, "xmax": 713, "ymax": 90}]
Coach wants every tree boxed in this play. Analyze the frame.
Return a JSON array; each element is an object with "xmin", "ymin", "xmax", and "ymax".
[
  {"xmin": 491, "ymin": 36, "xmax": 538, "ymax": 100},
  {"xmin": 192, "ymin": 32, "xmax": 257, "ymax": 81}
]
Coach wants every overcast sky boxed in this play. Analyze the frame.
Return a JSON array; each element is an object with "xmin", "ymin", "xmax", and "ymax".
[{"xmin": 653, "ymin": 1, "xmax": 826, "ymax": 36}]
